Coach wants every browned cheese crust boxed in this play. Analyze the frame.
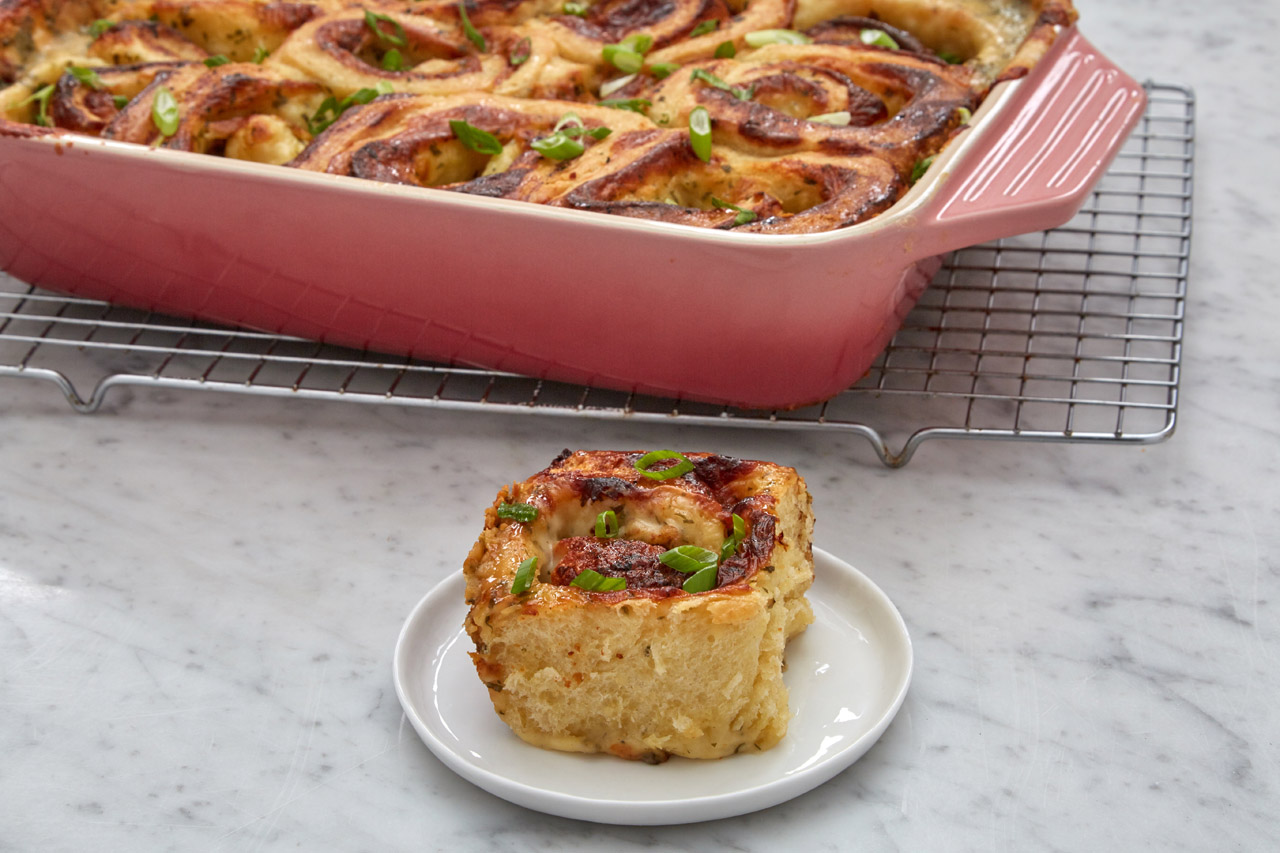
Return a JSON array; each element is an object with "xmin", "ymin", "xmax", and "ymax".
[
  {"xmin": 0, "ymin": 0, "xmax": 1075, "ymax": 232},
  {"xmin": 463, "ymin": 449, "xmax": 816, "ymax": 761}
]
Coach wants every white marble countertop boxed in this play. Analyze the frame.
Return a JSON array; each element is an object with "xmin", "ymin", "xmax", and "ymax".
[{"xmin": 2, "ymin": 1, "xmax": 1277, "ymax": 849}]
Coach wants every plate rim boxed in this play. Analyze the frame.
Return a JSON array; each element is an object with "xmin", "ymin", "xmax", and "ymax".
[{"xmin": 392, "ymin": 546, "xmax": 913, "ymax": 825}]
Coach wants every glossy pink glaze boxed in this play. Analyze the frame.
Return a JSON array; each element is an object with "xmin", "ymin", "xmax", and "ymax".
[{"xmin": 0, "ymin": 30, "xmax": 1144, "ymax": 409}]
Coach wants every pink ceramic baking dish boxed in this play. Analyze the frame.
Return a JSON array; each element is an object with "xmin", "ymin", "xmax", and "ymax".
[{"xmin": 0, "ymin": 27, "xmax": 1144, "ymax": 409}]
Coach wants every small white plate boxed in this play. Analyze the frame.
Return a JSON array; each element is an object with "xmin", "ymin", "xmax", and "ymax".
[{"xmin": 392, "ymin": 547, "xmax": 913, "ymax": 825}]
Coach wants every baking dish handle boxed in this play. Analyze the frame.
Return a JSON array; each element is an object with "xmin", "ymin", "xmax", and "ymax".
[{"xmin": 909, "ymin": 29, "xmax": 1147, "ymax": 259}]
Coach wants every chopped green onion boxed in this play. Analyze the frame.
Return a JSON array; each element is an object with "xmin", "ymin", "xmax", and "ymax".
[
  {"xmin": 203, "ymin": 54, "xmax": 231, "ymax": 67},
  {"xmin": 151, "ymin": 85, "xmax": 179, "ymax": 137},
  {"xmin": 112, "ymin": 94, "xmax": 128, "ymax": 109},
  {"xmin": 594, "ymin": 509, "xmax": 619, "ymax": 538},
  {"xmin": 252, "ymin": 46, "xmax": 269, "ymax": 63},
  {"xmin": 86, "ymin": 19, "xmax": 113, "ymax": 37},
  {"xmin": 619, "ymin": 33, "xmax": 653, "ymax": 54},
  {"xmin": 364, "ymin": 10, "xmax": 406, "ymax": 46},
  {"xmin": 744, "ymin": 28, "xmax": 811, "ymax": 47},
  {"xmin": 459, "ymin": 0, "xmax": 485, "ymax": 52},
  {"xmin": 714, "ymin": 40, "xmax": 735, "ymax": 58},
  {"xmin": 599, "ymin": 73, "xmax": 636, "ymax": 97},
  {"xmin": 957, "ymin": 106, "xmax": 972, "ymax": 124},
  {"xmin": 808, "ymin": 110, "xmax": 851, "ymax": 126},
  {"xmin": 690, "ymin": 68, "xmax": 752, "ymax": 101},
  {"xmin": 570, "ymin": 569, "xmax": 626, "ymax": 591},
  {"xmin": 910, "ymin": 155, "xmax": 935, "ymax": 184},
  {"xmin": 510, "ymin": 36, "xmax": 531, "ymax": 65},
  {"xmin": 597, "ymin": 97, "xmax": 650, "ymax": 113},
  {"xmin": 531, "ymin": 130, "xmax": 584, "ymax": 160},
  {"xmin": 938, "ymin": 50, "xmax": 963, "ymax": 64},
  {"xmin": 19, "ymin": 84, "xmax": 55, "ymax": 128},
  {"xmin": 450, "ymin": 118, "xmax": 503, "ymax": 154},
  {"xmin": 720, "ymin": 513, "xmax": 746, "ymax": 561},
  {"xmin": 689, "ymin": 19, "xmax": 718, "ymax": 37},
  {"xmin": 382, "ymin": 48, "xmax": 403, "ymax": 71},
  {"xmin": 860, "ymin": 28, "xmax": 900, "ymax": 50},
  {"xmin": 553, "ymin": 112, "xmax": 583, "ymax": 132},
  {"xmin": 306, "ymin": 83, "xmax": 392, "ymax": 135},
  {"xmin": 510, "ymin": 556, "xmax": 537, "ymax": 594},
  {"xmin": 69, "ymin": 66, "xmax": 103, "ymax": 89},
  {"xmin": 634, "ymin": 449, "xmax": 695, "ymax": 480},
  {"xmin": 602, "ymin": 44, "xmax": 643, "ymax": 74},
  {"xmin": 563, "ymin": 0, "xmax": 588, "ymax": 15},
  {"xmin": 682, "ymin": 565, "xmax": 718, "ymax": 593},
  {"xmin": 711, "ymin": 197, "xmax": 755, "ymax": 226},
  {"xmin": 647, "ymin": 61, "xmax": 680, "ymax": 79},
  {"xmin": 496, "ymin": 501, "xmax": 539, "ymax": 522},
  {"xmin": 659, "ymin": 544, "xmax": 719, "ymax": 574}
]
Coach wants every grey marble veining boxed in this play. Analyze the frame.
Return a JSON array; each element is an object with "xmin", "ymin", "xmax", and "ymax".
[{"xmin": 3, "ymin": 1, "xmax": 1280, "ymax": 850}]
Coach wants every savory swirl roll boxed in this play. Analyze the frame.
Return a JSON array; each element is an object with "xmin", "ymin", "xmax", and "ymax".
[
  {"xmin": 644, "ymin": 42, "xmax": 977, "ymax": 174},
  {"xmin": 289, "ymin": 92, "xmax": 650, "ymax": 186},
  {"xmin": 47, "ymin": 61, "xmax": 182, "ymax": 135},
  {"xmin": 791, "ymin": 0, "xmax": 1077, "ymax": 86},
  {"xmin": 270, "ymin": 7, "xmax": 595, "ymax": 101},
  {"xmin": 464, "ymin": 450, "xmax": 815, "ymax": 762},
  {"xmin": 104, "ymin": 0, "xmax": 331, "ymax": 62},
  {"xmin": 101, "ymin": 62, "xmax": 324, "ymax": 163}
]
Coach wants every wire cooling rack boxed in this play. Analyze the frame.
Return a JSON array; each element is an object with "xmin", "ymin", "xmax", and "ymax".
[{"xmin": 0, "ymin": 83, "xmax": 1191, "ymax": 467}]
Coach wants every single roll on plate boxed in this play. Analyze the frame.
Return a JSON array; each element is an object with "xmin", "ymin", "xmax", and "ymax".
[{"xmin": 463, "ymin": 449, "xmax": 815, "ymax": 763}]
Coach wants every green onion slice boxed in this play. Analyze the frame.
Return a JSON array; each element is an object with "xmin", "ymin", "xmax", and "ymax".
[
  {"xmin": 20, "ymin": 84, "xmax": 55, "ymax": 127},
  {"xmin": 563, "ymin": 1, "xmax": 588, "ymax": 15},
  {"xmin": 599, "ymin": 73, "xmax": 636, "ymax": 97},
  {"xmin": 151, "ymin": 86, "xmax": 179, "ymax": 137},
  {"xmin": 203, "ymin": 54, "xmax": 231, "ymax": 67},
  {"xmin": 647, "ymin": 61, "xmax": 680, "ymax": 79},
  {"xmin": 602, "ymin": 44, "xmax": 643, "ymax": 74},
  {"xmin": 69, "ymin": 66, "xmax": 103, "ymax": 90},
  {"xmin": 496, "ymin": 501, "xmax": 539, "ymax": 522},
  {"xmin": 682, "ymin": 565, "xmax": 718, "ymax": 593},
  {"xmin": 634, "ymin": 449, "xmax": 695, "ymax": 480},
  {"xmin": 382, "ymin": 48, "xmax": 403, "ymax": 71},
  {"xmin": 720, "ymin": 513, "xmax": 747, "ymax": 561},
  {"xmin": 112, "ymin": 94, "xmax": 128, "ymax": 109},
  {"xmin": 86, "ymin": 19, "xmax": 113, "ymax": 37},
  {"xmin": 689, "ymin": 19, "xmax": 718, "ymax": 37},
  {"xmin": 690, "ymin": 68, "xmax": 752, "ymax": 100},
  {"xmin": 510, "ymin": 36, "xmax": 532, "ymax": 65},
  {"xmin": 364, "ymin": 10, "xmax": 407, "ymax": 46},
  {"xmin": 744, "ymin": 28, "xmax": 811, "ymax": 47},
  {"xmin": 659, "ymin": 544, "xmax": 719, "ymax": 574},
  {"xmin": 458, "ymin": 0, "xmax": 486, "ymax": 52},
  {"xmin": 450, "ymin": 118, "xmax": 503, "ymax": 154},
  {"xmin": 688, "ymin": 105, "xmax": 712, "ymax": 162},
  {"xmin": 714, "ymin": 40, "xmax": 735, "ymax": 58},
  {"xmin": 597, "ymin": 97, "xmax": 650, "ymax": 113},
  {"xmin": 860, "ymin": 28, "xmax": 900, "ymax": 50},
  {"xmin": 252, "ymin": 46, "xmax": 269, "ymax": 62},
  {"xmin": 531, "ymin": 130, "xmax": 584, "ymax": 160},
  {"xmin": 910, "ymin": 155, "xmax": 934, "ymax": 184},
  {"xmin": 957, "ymin": 106, "xmax": 972, "ymax": 124},
  {"xmin": 618, "ymin": 33, "xmax": 653, "ymax": 54},
  {"xmin": 510, "ymin": 556, "xmax": 537, "ymax": 594},
  {"xmin": 594, "ymin": 509, "xmax": 619, "ymax": 538},
  {"xmin": 938, "ymin": 50, "xmax": 963, "ymax": 64},
  {"xmin": 570, "ymin": 569, "xmax": 626, "ymax": 592},
  {"xmin": 711, "ymin": 197, "xmax": 755, "ymax": 225},
  {"xmin": 306, "ymin": 83, "xmax": 392, "ymax": 135},
  {"xmin": 808, "ymin": 110, "xmax": 852, "ymax": 126}
]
